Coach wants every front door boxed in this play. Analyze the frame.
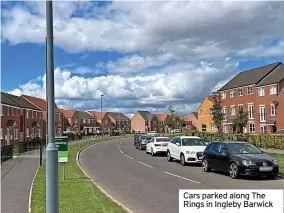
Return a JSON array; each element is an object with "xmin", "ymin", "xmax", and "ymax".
[{"xmin": 7, "ymin": 127, "xmax": 10, "ymax": 146}]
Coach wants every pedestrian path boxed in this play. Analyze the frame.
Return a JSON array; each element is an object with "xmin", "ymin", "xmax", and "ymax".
[{"xmin": 261, "ymin": 148, "xmax": 284, "ymax": 154}]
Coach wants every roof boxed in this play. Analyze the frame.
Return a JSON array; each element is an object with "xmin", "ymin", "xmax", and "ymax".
[
  {"xmin": 1, "ymin": 93, "xmax": 20, "ymax": 107},
  {"xmin": 178, "ymin": 116, "xmax": 191, "ymax": 121},
  {"xmin": 191, "ymin": 112, "xmax": 198, "ymax": 119},
  {"xmin": 106, "ymin": 112, "xmax": 130, "ymax": 121},
  {"xmin": 198, "ymin": 96, "xmax": 214, "ymax": 110},
  {"xmin": 155, "ymin": 114, "xmax": 168, "ymax": 121},
  {"xmin": 77, "ymin": 111, "xmax": 94, "ymax": 119},
  {"xmin": 22, "ymin": 95, "xmax": 47, "ymax": 110},
  {"xmin": 87, "ymin": 111, "xmax": 106, "ymax": 119},
  {"xmin": 137, "ymin": 111, "xmax": 154, "ymax": 121},
  {"xmin": 1, "ymin": 92, "xmax": 41, "ymax": 110},
  {"xmin": 257, "ymin": 64, "xmax": 284, "ymax": 87},
  {"xmin": 61, "ymin": 109, "xmax": 76, "ymax": 118},
  {"xmin": 219, "ymin": 62, "xmax": 282, "ymax": 91}
]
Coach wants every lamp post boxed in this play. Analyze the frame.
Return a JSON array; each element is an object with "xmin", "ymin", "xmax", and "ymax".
[
  {"xmin": 46, "ymin": 1, "xmax": 58, "ymax": 213},
  {"xmin": 101, "ymin": 94, "xmax": 104, "ymax": 138}
]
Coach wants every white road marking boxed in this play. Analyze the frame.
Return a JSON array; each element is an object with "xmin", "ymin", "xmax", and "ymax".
[
  {"xmin": 164, "ymin": 171, "xmax": 200, "ymax": 184},
  {"xmin": 125, "ymin": 155, "xmax": 134, "ymax": 160},
  {"xmin": 137, "ymin": 161, "xmax": 153, "ymax": 168}
]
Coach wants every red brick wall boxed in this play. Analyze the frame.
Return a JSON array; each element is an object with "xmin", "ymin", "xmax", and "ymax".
[{"xmin": 23, "ymin": 109, "xmax": 43, "ymax": 141}]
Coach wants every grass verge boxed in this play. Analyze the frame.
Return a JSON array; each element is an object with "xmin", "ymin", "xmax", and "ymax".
[
  {"xmin": 31, "ymin": 136, "xmax": 130, "ymax": 213},
  {"xmin": 266, "ymin": 152, "xmax": 284, "ymax": 177}
]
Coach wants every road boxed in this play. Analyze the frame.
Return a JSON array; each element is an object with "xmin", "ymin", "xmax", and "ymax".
[{"xmin": 79, "ymin": 138, "xmax": 284, "ymax": 213}]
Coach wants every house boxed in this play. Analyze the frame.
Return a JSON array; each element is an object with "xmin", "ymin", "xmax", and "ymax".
[
  {"xmin": 1, "ymin": 92, "xmax": 43, "ymax": 143},
  {"xmin": 131, "ymin": 111, "xmax": 159, "ymax": 133},
  {"xmin": 188, "ymin": 112, "xmax": 199, "ymax": 130},
  {"xmin": 178, "ymin": 116, "xmax": 195, "ymax": 130},
  {"xmin": 77, "ymin": 111, "xmax": 98, "ymax": 134},
  {"xmin": 106, "ymin": 112, "xmax": 131, "ymax": 133},
  {"xmin": 22, "ymin": 95, "xmax": 64, "ymax": 137},
  {"xmin": 87, "ymin": 111, "xmax": 113, "ymax": 132},
  {"xmin": 197, "ymin": 96, "xmax": 217, "ymax": 133},
  {"xmin": 61, "ymin": 110, "xmax": 80, "ymax": 133},
  {"xmin": 218, "ymin": 62, "xmax": 284, "ymax": 134},
  {"xmin": 154, "ymin": 114, "xmax": 170, "ymax": 133},
  {"xmin": 1, "ymin": 93, "xmax": 21, "ymax": 146},
  {"xmin": 274, "ymin": 86, "xmax": 284, "ymax": 130}
]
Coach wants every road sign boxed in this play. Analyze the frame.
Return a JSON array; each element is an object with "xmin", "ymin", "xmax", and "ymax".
[{"xmin": 55, "ymin": 136, "xmax": 68, "ymax": 163}]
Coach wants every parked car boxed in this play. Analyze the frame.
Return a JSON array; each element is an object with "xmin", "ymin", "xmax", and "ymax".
[
  {"xmin": 146, "ymin": 136, "xmax": 171, "ymax": 156},
  {"xmin": 166, "ymin": 136, "xmax": 207, "ymax": 165},
  {"xmin": 275, "ymin": 129, "xmax": 284, "ymax": 134},
  {"xmin": 148, "ymin": 131, "xmax": 159, "ymax": 136},
  {"xmin": 170, "ymin": 129, "xmax": 181, "ymax": 133},
  {"xmin": 134, "ymin": 133, "xmax": 145, "ymax": 146},
  {"xmin": 135, "ymin": 135, "xmax": 148, "ymax": 150},
  {"xmin": 202, "ymin": 141, "xmax": 279, "ymax": 179}
]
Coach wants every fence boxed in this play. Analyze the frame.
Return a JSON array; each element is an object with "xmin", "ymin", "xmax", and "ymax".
[
  {"xmin": 18, "ymin": 139, "xmax": 44, "ymax": 154},
  {"xmin": 1, "ymin": 145, "xmax": 14, "ymax": 163}
]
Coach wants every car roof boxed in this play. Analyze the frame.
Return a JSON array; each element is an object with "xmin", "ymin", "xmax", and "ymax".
[
  {"xmin": 179, "ymin": 136, "xmax": 201, "ymax": 139},
  {"xmin": 155, "ymin": 136, "xmax": 169, "ymax": 138},
  {"xmin": 209, "ymin": 140, "xmax": 248, "ymax": 144}
]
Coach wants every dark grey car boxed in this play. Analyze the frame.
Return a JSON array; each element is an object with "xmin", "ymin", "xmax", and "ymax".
[{"xmin": 135, "ymin": 135, "xmax": 148, "ymax": 150}]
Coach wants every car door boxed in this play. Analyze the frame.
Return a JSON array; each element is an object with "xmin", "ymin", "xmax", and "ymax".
[
  {"xmin": 147, "ymin": 137, "xmax": 154, "ymax": 152},
  {"xmin": 168, "ymin": 137, "xmax": 177, "ymax": 158},
  {"xmin": 208, "ymin": 142, "xmax": 220, "ymax": 169},
  {"xmin": 173, "ymin": 137, "xmax": 181, "ymax": 159},
  {"xmin": 215, "ymin": 143, "xmax": 230, "ymax": 172}
]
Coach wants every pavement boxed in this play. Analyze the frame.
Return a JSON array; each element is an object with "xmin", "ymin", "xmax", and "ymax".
[
  {"xmin": 1, "ymin": 149, "xmax": 45, "ymax": 213},
  {"xmin": 79, "ymin": 138, "xmax": 284, "ymax": 213}
]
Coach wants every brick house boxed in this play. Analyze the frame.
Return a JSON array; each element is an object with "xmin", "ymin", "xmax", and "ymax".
[
  {"xmin": 1, "ymin": 92, "xmax": 43, "ymax": 144},
  {"xmin": 154, "ymin": 114, "xmax": 169, "ymax": 133},
  {"xmin": 87, "ymin": 111, "xmax": 113, "ymax": 132},
  {"xmin": 77, "ymin": 111, "xmax": 98, "ymax": 134},
  {"xmin": 22, "ymin": 95, "xmax": 64, "ymax": 137},
  {"xmin": 218, "ymin": 62, "xmax": 284, "ymax": 134},
  {"xmin": 61, "ymin": 110, "xmax": 81, "ymax": 133},
  {"xmin": 106, "ymin": 112, "xmax": 131, "ymax": 133},
  {"xmin": 198, "ymin": 96, "xmax": 217, "ymax": 133},
  {"xmin": 131, "ymin": 111, "xmax": 160, "ymax": 133},
  {"xmin": 274, "ymin": 82, "xmax": 284, "ymax": 130},
  {"xmin": 179, "ymin": 116, "xmax": 195, "ymax": 130},
  {"xmin": 188, "ymin": 112, "xmax": 199, "ymax": 130}
]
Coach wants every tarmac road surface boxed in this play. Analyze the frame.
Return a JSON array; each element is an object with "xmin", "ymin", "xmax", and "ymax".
[{"xmin": 79, "ymin": 138, "xmax": 284, "ymax": 213}]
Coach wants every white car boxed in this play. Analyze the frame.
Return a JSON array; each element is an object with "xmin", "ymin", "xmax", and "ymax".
[
  {"xmin": 146, "ymin": 137, "xmax": 171, "ymax": 156},
  {"xmin": 148, "ymin": 131, "xmax": 158, "ymax": 136},
  {"xmin": 166, "ymin": 136, "xmax": 207, "ymax": 166}
]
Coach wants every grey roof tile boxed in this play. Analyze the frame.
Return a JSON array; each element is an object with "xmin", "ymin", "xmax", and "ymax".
[
  {"xmin": 1, "ymin": 92, "xmax": 41, "ymax": 110},
  {"xmin": 106, "ymin": 112, "xmax": 130, "ymax": 121},
  {"xmin": 257, "ymin": 64, "xmax": 284, "ymax": 87}
]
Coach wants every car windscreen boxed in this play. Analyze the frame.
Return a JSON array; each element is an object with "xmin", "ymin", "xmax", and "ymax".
[
  {"xmin": 181, "ymin": 138, "xmax": 205, "ymax": 146},
  {"xmin": 140, "ymin": 136, "xmax": 146, "ymax": 140},
  {"xmin": 226, "ymin": 143, "xmax": 262, "ymax": 154},
  {"xmin": 156, "ymin": 138, "xmax": 170, "ymax": 142}
]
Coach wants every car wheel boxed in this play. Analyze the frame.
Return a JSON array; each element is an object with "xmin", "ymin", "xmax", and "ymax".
[
  {"xmin": 151, "ymin": 148, "xmax": 155, "ymax": 156},
  {"xmin": 202, "ymin": 159, "xmax": 211, "ymax": 172},
  {"xmin": 180, "ymin": 154, "xmax": 187, "ymax": 166},
  {"xmin": 167, "ymin": 151, "xmax": 173, "ymax": 162},
  {"xmin": 229, "ymin": 162, "xmax": 239, "ymax": 179}
]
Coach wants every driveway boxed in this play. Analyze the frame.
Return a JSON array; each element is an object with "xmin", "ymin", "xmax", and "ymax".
[{"xmin": 79, "ymin": 138, "xmax": 284, "ymax": 213}]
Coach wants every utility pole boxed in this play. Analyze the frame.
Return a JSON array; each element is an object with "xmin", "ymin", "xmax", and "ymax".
[
  {"xmin": 46, "ymin": 1, "xmax": 59, "ymax": 213},
  {"xmin": 101, "ymin": 94, "xmax": 104, "ymax": 138}
]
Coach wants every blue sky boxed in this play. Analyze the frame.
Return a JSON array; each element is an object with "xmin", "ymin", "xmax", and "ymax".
[{"xmin": 1, "ymin": 1, "xmax": 284, "ymax": 117}]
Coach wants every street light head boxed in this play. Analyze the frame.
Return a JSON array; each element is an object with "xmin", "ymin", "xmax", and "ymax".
[{"xmin": 101, "ymin": 94, "xmax": 104, "ymax": 97}]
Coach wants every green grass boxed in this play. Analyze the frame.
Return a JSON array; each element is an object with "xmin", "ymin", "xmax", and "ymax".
[
  {"xmin": 266, "ymin": 152, "xmax": 284, "ymax": 177},
  {"xmin": 31, "ymin": 137, "xmax": 129, "ymax": 213}
]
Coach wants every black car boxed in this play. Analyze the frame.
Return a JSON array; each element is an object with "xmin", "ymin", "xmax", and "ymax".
[
  {"xmin": 202, "ymin": 141, "xmax": 279, "ymax": 179},
  {"xmin": 135, "ymin": 135, "xmax": 148, "ymax": 150},
  {"xmin": 134, "ymin": 133, "xmax": 144, "ymax": 146}
]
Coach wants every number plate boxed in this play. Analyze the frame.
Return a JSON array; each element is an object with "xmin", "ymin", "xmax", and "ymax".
[
  {"xmin": 162, "ymin": 143, "xmax": 168, "ymax": 146},
  {"xmin": 259, "ymin": 166, "xmax": 273, "ymax": 172}
]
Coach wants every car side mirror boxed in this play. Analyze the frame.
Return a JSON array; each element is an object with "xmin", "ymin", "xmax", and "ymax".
[{"xmin": 176, "ymin": 142, "xmax": 181, "ymax": 146}]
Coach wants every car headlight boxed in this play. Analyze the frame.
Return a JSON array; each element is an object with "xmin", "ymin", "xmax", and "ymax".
[
  {"xmin": 242, "ymin": 160, "xmax": 256, "ymax": 166},
  {"xmin": 272, "ymin": 160, "xmax": 278, "ymax": 165},
  {"xmin": 186, "ymin": 151, "xmax": 195, "ymax": 154}
]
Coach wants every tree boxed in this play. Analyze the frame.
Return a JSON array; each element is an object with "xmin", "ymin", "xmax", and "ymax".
[
  {"xmin": 180, "ymin": 119, "xmax": 187, "ymax": 128},
  {"xmin": 166, "ymin": 105, "xmax": 176, "ymax": 129},
  {"xmin": 210, "ymin": 92, "xmax": 223, "ymax": 138},
  {"xmin": 233, "ymin": 108, "xmax": 248, "ymax": 134}
]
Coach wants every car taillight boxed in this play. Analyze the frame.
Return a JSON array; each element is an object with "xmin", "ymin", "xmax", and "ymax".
[{"xmin": 154, "ymin": 144, "xmax": 161, "ymax": 146}]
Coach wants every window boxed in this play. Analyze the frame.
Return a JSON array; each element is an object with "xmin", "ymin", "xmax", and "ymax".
[
  {"xmin": 83, "ymin": 119, "xmax": 86, "ymax": 123},
  {"xmin": 0, "ymin": 128, "xmax": 3, "ymax": 139},
  {"xmin": 238, "ymin": 88, "xmax": 243, "ymax": 96},
  {"xmin": 259, "ymin": 106, "xmax": 266, "ymax": 122},
  {"xmin": 222, "ymin": 108, "xmax": 227, "ymax": 121},
  {"xmin": 11, "ymin": 107, "xmax": 14, "ymax": 116},
  {"xmin": 247, "ymin": 86, "xmax": 253, "ymax": 95},
  {"xmin": 210, "ymin": 110, "xmax": 213, "ymax": 117},
  {"xmin": 7, "ymin": 107, "xmax": 9, "ymax": 115},
  {"xmin": 248, "ymin": 105, "xmax": 254, "ymax": 119},
  {"xmin": 14, "ymin": 129, "xmax": 18, "ymax": 140},
  {"xmin": 221, "ymin": 91, "xmax": 226, "ymax": 99},
  {"xmin": 271, "ymin": 104, "xmax": 276, "ymax": 116},
  {"xmin": 270, "ymin": 85, "xmax": 277, "ymax": 95},
  {"xmin": 32, "ymin": 110, "xmax": 34, "ymax": 118},
  {"xmin": 223, "ymin": 124, "xmax": 228, "ymax": 133},
  {"xmin": 26, "ymin": 128, "xmax": 29, "ymax": 137},
  {"xmin": 31, "ymin": 128, "xmax": 35, "ymax": 138},
  {"xmin": 210, "ymin": 124, "xmax": 214, "ymax": 131},
  {"xmin": 249, "ymin": 123, "xmax": 255, "ymax": 132},
  {"xmin": 230, "ymin": 106, "xmax": 236, "ymax": 116},
  {"xmin": 201, "ymin": 124, "xmax": 207, "ymax": 132},
  {"xmin": 238, "ymin": 105, "xmax": 244, "ymax": 114},
  {"xmin": 26, "ymin": 110, "xmax": 29, "ymax": 118},
  {"xmin": 258, "ymin": 87, "xmax": 265, "ymax": 96},
  {"xmin": 88, "ymin": 119, "xmax": 90, "ymax": 124},
  {"xmin": 260, "ymin": 126, "xmax": 267, "ymax": 134},
  {"xmin": 38, "ymin": 129, "xmax": 41, "ymax": 138},
  {"xmin": 230, "ymin": 90, "xmax": 234, "ymax": 98}
]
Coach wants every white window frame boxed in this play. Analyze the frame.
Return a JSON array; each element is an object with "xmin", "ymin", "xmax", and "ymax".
[
  {"xmin": 7, "ymin": 107, "xmax": 9, "ymax": 115},
  {"xmin": 26, "ymin": 128, "xmax": 29, "ymax": 137},
  {"xmin": 260, "ymin": 125, "xmax": 267, "ymax": 134},
  {"xmin": 230, "ymin": 106, "xmax": 236, "ymax": 116},
  {"xmin": 247, "ymin": 86, "xmax": 253, "ymax": 95},
  {"xmin": 0, "ymin": 105, "xmax": 3, "ymax": 116},
  {"xmin": 223, "ymin": 124, "xmax": 228, "ymax": 133},
  {"xmin": 259, "ymin": 106, "xmax": 266, "ymax": 122},
  {"xmin": 0, "ymin": 128, "xmax": 3, "ymax": 139},
  {"xmin": 249, "ymin": 123, "xmax": 255, "ymax": 133},
  {"xmin": 221, "ymin": 91, "xmax": 226, "ymax": 99},
  {"xmin": 271, "ymin": 104, "xmax": 276, "ymax": 116},
  {"xmin": 14, "ymin": 129, "xmax": 18, "ymax": 140},
  {"xmin": 238, "ymin": 88, "xmax": 243, "ymax": 96},
  {"xmin": 32, "ymin": 110, "xmax": 34, "ymax": 118},
  {"xmin": 258, "ymin": 87, "xmax": 265, "ymax": 96},
  {"xmin": 11, "ymin": 107, "xmax": 14, "ymax": 116},
  {"xmin": 26, "ymin": 110, "xmax": 29, "ymax": 119},
  {"xmin": 230, "ymin": 90, "xmax": 234, "ymax": 98},
  {"xmin": 222, "ymin": 108, "xmax": 227, "ymax": 121},
  {"xmin": 38, "ymin": 129, "xmax": 41, "ymax": 138},
  {"xmin": 248, "ymin": 105, "xmax": 254, "ymax": 119},
  {"xmin": 270, "ymin": 85, "xmax": 277, "ymax": 95},
  {"xmin": 201, "ymin": 124, "xmax": 207, "ymax": 132}
]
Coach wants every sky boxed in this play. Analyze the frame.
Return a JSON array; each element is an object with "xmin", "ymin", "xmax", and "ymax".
[{"xmin": 1, "ymin": 1, "xmax": 284, "ymax": 118}]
